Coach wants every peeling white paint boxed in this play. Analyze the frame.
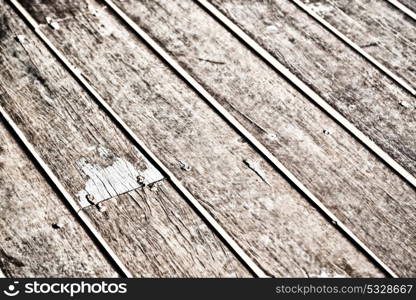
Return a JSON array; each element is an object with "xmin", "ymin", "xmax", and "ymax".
[{"xmin": 76, "ymin": 146, "xmax": 163, "ymax": 208}]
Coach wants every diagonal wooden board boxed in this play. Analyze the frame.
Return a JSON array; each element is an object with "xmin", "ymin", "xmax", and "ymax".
[
  {"xmin": 0, "ymin": 119, "xmax": 118, "ymax": 277},
  {"xmin": 209, "ymin": 0, "xmax": 416, "ymax": 179},
  {"xmin": 296, "ymin": 0, "xmax": 416, "ymax": 95},
  {"xmin": 84, "ymin": 182, "xmax": 251, "ymax": 277},
  {"xmin": 106, "ymin": 0, "xmax": 416, "ymax": 277},
  {"xmin": 396, "ymin": 0, "xmax": 416, "ymax": 13},
  {"xmin": 0, "ymin": 3, "xmax": 249, "ymax": 277},
  {"xmin": 0, "ymin": 3, "xmax": 163, "ymax": 209},
  {"xmin": 15, "ymin": 0, "xmax": 389, "ymax": 276}
]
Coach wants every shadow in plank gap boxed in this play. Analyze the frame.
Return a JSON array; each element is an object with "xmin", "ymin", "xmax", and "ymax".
[
  {"xmin": 385, "ymin": 0, "xmax": 416, "ymax": 20},
  {"xmin": 0, "ymin": 119, "xmax": 118, "ymax": 277},
  {"xmin": 103, "ymin": 0, "xmax": 413, "ymax": 276},
  {"xmin": 0, "ymin": 2, "xmax": 163, "ymax": 211},
  {"xmin": 0, "ymin": 1, "xmax": 254, "ymax": 278},
  {"xmin": 207, "ymin": 0, "xmax": 416, "ymax": 182},
  {"xmin": 82, "ymin": 182, "xmax": 252, "ymax": 278},
  {"xmin": 12, "ymin": 0, "xmax": 392, "ymax": 277},
  {"xmin": 293, "ymin": 0, "xmax": 416, "ymax": 96},
  {"xmin": 6, "ymin": 0, "xmax": 265, "ymax": 276}
]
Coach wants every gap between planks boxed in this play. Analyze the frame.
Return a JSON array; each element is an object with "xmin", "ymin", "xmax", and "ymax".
[
  {"xmin": 102, "ymin": 0, "xmax": 397, "ymax": 277},
  {"xmin": 0, "ymin": 106, "xmax": 132, "ymax": 278},
  {"xmin": 290, "ymin": 0, "xmax": 416, "ymax": 97},
  {"xmin": 384, "ymin": 0, "xmax": 416, "ymax": 21},
  {"xmin": 194, "ymin": 0, "xmax": 416, "ymax": 191},
  {"xmin": 7, "ymin": 0, "xmax": 267, "ymax": 278}
]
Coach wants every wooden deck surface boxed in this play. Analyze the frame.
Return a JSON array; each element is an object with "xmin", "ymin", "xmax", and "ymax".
[
  {"xmin": 0, "ymin": 0, "xmax": 415, "ymax": 277},
  {"xmin": 400, "ymin": 0, "xmax": 416, "ymax": 11}
]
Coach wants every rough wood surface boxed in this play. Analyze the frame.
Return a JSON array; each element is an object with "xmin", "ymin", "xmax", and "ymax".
[
  {"xmin": 0, "ymin": 120, "xmax": 118, "ymax": 277},
  {"xmin": 210, "ymin": 0, "xmax": 416, "ymax": 179},
  {"xmin": 0, "ymin": 3, "xmax": 250, "ymax": 277},
  {"xmin": 84, "ymin": 181, "xmax": 250, "ymax": 277},
  {"xmin": 399, "ymin": 0, "xmax": 416, "ymax": 11},
  {"xmin": 18, "ymin": 0, "xmax": 386, "ymax": 277},
  {"xmin": 91, "ymin": 0, "xmax": 416, "ymax": 277},
  {"xmin": 0, "ymin": 3, "xmax": 163, "ymax": 210},
  {"xmin": 300, "ymin": 0, "xmax": 416, "ymax": 91}
]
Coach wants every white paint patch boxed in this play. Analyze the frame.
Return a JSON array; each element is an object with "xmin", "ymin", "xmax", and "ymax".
[{"xmin": 76, "ymin": 147, "xmax": 163, "ymax": 208}]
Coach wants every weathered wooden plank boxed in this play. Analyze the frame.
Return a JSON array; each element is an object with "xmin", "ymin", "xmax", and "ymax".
[
  {"xmin": 208, "ymin": 0, "xmax": 416, "ymax": 180},
  {"xmin": 93, "ymin": 0, "xmax": 416, "ymax": 277},
  {"xmin": 18, "ymin": 0, "xmax": 387, "ymax": 277},
  {"xmin": 399, "ymin": 0, "xmax": 416, "ymax": 12},
  {"xmin": 84, "ymin": 182, "xmax": 250, "ymax": 277},
  {"xmin": 385, "ymin": 0, "xmax": 416, "ymax": 22},
  {"xmin": 0, "ymin": 3, "xmax": 163, "ymax": 210},
  {"xmin": 0, "ymin": 119, "xmax": 118, "ymax": 277},
  {"xmin": 298, "ymin": 0, "xmax": 416, "ymax": 92},
  {"xmin": 0, "ymin": 3, "xmax": 251, "ymax": 277}
]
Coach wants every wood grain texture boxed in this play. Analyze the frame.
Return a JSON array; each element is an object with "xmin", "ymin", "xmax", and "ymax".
[
  {"xmin": 399, "ymin": 0, "xmax": 416, "ymax": 11},
  {"xmin": 0, "ymin": 3, "xmax": 162, "ymax": 210},
  {"xmin": 90, "ymin": 0, "xmax": 416, "ymax": 277},
  {"xmin": 210, "ymin": 0, "xmax": 416, "ymax": 179},
  {"xmin": 84, "ymin": 181, "xmax": 250, "ymax": 277},
  {"xmin": 0, "ymin": 3, "xmax": 249, "ymax": 277},
  {"xmin": 300, "ymin": 0, "xmax": 416, "ymax": 91},
  {"xmin": 0, "ymin": 120, "xmax": 118, "ymax": 277},
  {"xmin": 18, "ymin": 0, "xmax": 386, "ymax": 277}
]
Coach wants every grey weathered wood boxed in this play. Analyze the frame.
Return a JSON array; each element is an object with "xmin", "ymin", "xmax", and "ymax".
[
  {"xmin": 0, "ymin": 3, "xmax": 163, "ymax": 210},
  {"xmin": 299, "ymin": 0, "xmax": 416, "ymax": 92},
  {"xmin": 209, "ymin": 0, "xmax": 416, "ymax": 180},
  {"xmin": 84, "ymin": 182, "xmax": 250, "ymax": 277},
  {"xmin": 103, "ymin": 0, "xmax": 393, "ymax": 276},
  {"xmin": 399, "ymin": 0, "xmax": 416, "ymax": 11},
  {"xmin": 18, "ymin": 0, "xmax": 387, "ymax": 277},
  {"xmin": 0, "ymin": 120, "xmax": 118, "ymax": 277},
  {"xmin": 9, "ymin": 0, "xmax": 263, "ymax": 276},
  {"xmin": 0, "ymin": 3, "xmax": 251, "ymax": 277},
  {"xmin": 100, "ymin": 0, "xmax": 416, "ymax": 277}
]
